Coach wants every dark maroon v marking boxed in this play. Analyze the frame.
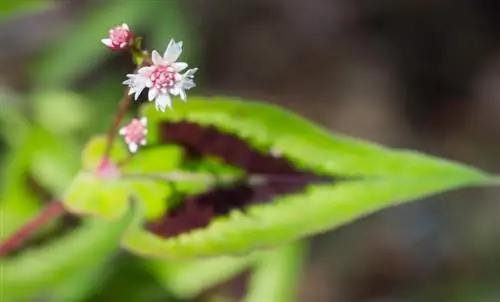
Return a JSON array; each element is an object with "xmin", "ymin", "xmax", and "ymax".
[{"xmin": 145, "ymin": 121, "xmax": 334, "ymax": 239}]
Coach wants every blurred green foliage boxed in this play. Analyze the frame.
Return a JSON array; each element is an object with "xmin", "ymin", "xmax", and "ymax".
[{"xmin": 0, "ymin": 0, "xmax": 53, "ymax": 18}]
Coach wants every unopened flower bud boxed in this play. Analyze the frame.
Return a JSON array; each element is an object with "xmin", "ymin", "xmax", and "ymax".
[{"xmin": 101, "ymin": 23, "xmax": 133, "ymax": 51}]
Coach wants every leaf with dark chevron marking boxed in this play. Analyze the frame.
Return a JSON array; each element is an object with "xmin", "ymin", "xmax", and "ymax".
[{"xmin": 64, "ymin": 97, "xmax": 491, "ymax": 259}]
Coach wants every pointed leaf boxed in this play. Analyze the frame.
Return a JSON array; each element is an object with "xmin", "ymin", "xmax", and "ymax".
[
  {"xmin": 142, "ymin": 98, "xmax": 487, "ymax": 179},
  {"xmin": 115, "ymin": 98, "xmax": 493, "ymax": 258}
]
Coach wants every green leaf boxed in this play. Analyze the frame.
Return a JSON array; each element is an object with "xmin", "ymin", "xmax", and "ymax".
[
  {"xmin": 243, "ymin": 242, "xmax": 305, "ymax": 302},
  {"xmin": 0, "ymin": 214, "xmax": 131, "ymax": 301},
  {"xmin": 33, "ymin": 90, "xmax": 92, "ymax": 136},
  {"xmin": 47, "ymin": 257, "xmax": 113, "ymax": 302},
  {"xmin": 145, "ymin": 253, "xmax": 257, "ymax": 299},
  {"xmin": 116, "ymin": 98, "xmax": 492, "ymax": 258},
  {"xmin": 141, "ymin": 97, "xmax": 488, "ymax": 179},
  {"xmin": 122, "ymin": 146, "xmax": 184, "ymax": 174},
  {"xmin": 63, "ymin": 172, "xmax": 130, "ymax": 220},
  {"xmin": 81, "ymin": 135, "xmax": 129, "ymax": 172},
  {"xmin": 0, "ymin": 135, "xmax": 42, "ymax": 239},
  {"xmin": 71, "ymin": 135, "xmax": 185, "ymax": 220},
  {"xmin": 29, "ymin": 127, "xmax": 81, "ymax": 195},
  {"xmin": 128, "ymin": 180, "xmax": 171, "ymax": 221}
]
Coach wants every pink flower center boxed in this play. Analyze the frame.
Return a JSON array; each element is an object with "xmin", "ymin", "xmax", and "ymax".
[
  {"xmin": 109, "ymin": 26, "xmax": 131, "ymax": 47},
  {"xmin": 122, "ymin": 119, "xmax": 145, "ymax": 144},
  {"xmin": 150, "ymin": 66, "xmax": 176, "ymax": 91}
]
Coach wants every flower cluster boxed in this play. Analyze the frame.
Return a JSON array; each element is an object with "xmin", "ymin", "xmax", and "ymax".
[
  {"xmin": 123, "ymin": 39, "xmax": 197, "ymax": 112},
  {"xmin": 102, "ymin": 23, "xmax": 198, "ymax": 154},
  {"xmin": 119, "ymin": 117, "xmax": 148, "ymax": 153}
]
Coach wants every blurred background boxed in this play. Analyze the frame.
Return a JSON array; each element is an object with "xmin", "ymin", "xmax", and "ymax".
[{"xmin": 1, "ymin": 0, "xmax": 500, "ymax": 301}]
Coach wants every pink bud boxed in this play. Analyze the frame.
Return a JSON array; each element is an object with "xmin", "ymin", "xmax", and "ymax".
[
  {"xmin": 101, "ymin": 23, "xmax": 133, "ymax": 51},
  {"xmin": 119, "ymin": 117, "xmax": 148, "ymax": 153}
]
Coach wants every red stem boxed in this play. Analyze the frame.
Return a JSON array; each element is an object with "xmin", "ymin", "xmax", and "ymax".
[
  {"xmin": 103, "ymin": 90, "xmax": 132, "ymax": 159},
  {"xmin": 0, "ymin": 201, "xmax": 65, "ymax": 257}
]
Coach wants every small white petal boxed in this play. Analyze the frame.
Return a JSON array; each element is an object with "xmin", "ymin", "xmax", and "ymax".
[
  {"xmin": 119, "ymin": 127, "xmax": 126, "ymax": 135},
  {"xmin": 138, "ymin": 66, "xmax": 155, "ymax": 76},
  {"xmin": 128, "ymin": 143, "xmax": 138, "ymax": 153},
  {"xmin": 163, "ymin": 39, "xmax": 183, "ymax": 63},
  {"xmin": 134, "ymin": 90, "xmax": 143, "ymax": 100},
  {"xmin": 127, "ymin": 88, "xmax": 135, "ymax": 96},
  {"xmin": 179, "ymin": 89, "xmax": 187, "ymax": 101},
  {"xmin": 155, "ymin": 93, "xmax": 172, "ymax": 112},
  {"xmin": 172, "ymin": 62, "xmax": 188, "ymax": 72},
  {"xmin": 148, "ymin": 88, "xmax": 159, "ymax": 100},
  {"xmin": 169, "ymin": 85, "xmax": 180, "ymax": 95},
  {"xmin": 140, "ymin": 117, "xmax": 148, "ymax": 126},
  {"xmin": 151, "ymin": 50, "xmax": 164, "ymax": 66},
  {"xmin": 122, "ymin": 23, "xmax": 129, "ymax": 30},
  {"xmin": 184, "ymin": 68, "xmax": 198, "ymax": 78},
  {"xmin": 182, "ymin": 78, "xmax": 196, "ymax": 90},
  {"xmin": 140, "ymin": 139, "xmax": 147, "ymax": 145},
  {"xmin": 101, "ymin": 38, "xmax": 113, "ymax": 47}
]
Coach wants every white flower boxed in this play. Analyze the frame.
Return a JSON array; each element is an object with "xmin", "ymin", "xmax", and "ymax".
[
  {"xmin": 122, "ymin": 39, "xmax": 198, "ymax": 111},
  {"xmin": 101, "ymin": 23, "xmax": 133, "ymax": 50},
  {"xmin": 119, "ymin": 117, "xmax": 148, "ymax": 153}
]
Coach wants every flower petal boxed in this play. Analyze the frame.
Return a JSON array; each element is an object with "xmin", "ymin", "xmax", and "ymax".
[
  {"xmin": 134, "ymin": 89, "xmax": 143, "ymax": 100},
  {"xmin": 138, "ymin": 66, "xmax": 155, "ymax": 76},
  {"xmin": 184, "ymin": 68, "xmax": 198, "ymax": 78},
  {"xmin": 151, "ymin": 50, "xmax": 164, "ymax": 66},
  {"xmin": 163, "ymin": 39, "xmax": 183, "ymax": 63},
  {"xmin": 122, "ymin": 23, "xmax": 129, "ymax": 30},
  {"xmin": 169, "ymin": 85, "xmax": 180, "ymax": 96},
  {"xmin": 179, "ymin": 89, "xmax": 187, "ymax": 101},
  {"xmin": 128, "ymin": 142, "xmax": 138, "ymax": 153},
  {"xmin": 101, "ymin": 38, "xmax": 113, "ymax": 47},
  {"xmin": 148, "ymin": 88, "xmax": 159, "ymax": 101},
  {"xmin": 155, "ymin": 93, "xmax": 172, "ymax": 112},
  {"xmin": 182, "ymin": 78, "xmax": 196, "ymax": 90},
  {"xmin": 172, "ymin": 62, "xmax": 188, "ymax": 72}
]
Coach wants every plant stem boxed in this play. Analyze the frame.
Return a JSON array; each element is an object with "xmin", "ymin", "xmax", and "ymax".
[
  {"xmin": 102, "ymin": 50, "xmax": 151, "ymax": 162},
  {"xmin": 102, "ymin": 90, "xmax": 133, "ymax": 160},
  {"xmin": 0, "ymin": 201, "xmax": 65, "ymax": 257}
]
